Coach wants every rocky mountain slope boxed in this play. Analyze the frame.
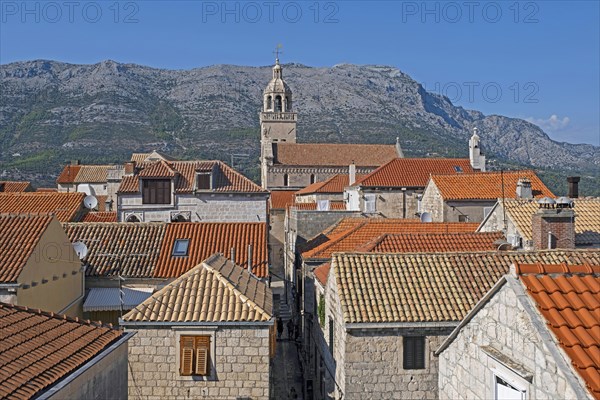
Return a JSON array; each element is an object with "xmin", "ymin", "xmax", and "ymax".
[{"xmin": 1, "ymin": 60, "xmax": 598, "ymax": 194}]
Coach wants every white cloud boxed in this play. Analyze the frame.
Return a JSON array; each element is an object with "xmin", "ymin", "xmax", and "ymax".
[{"xmin": 525, "ymin": 114, "xmax": 571, "ymax": 132}]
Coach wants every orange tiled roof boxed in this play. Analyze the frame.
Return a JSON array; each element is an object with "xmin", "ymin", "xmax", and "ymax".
[
  {"xmin": 0, "ymin": 192, "xmax": 85, "ymax": 222},
  {"xmin": 118, "ymin": 161, "xmax": 265, "ymax": 194},
  {"xmin": 299, "ymin": 218, "xmax": 368, "ymax": 254},
  {"xmin": 333, "ymin": 250, "xmax": 600, "ymax": 324},
  {"xmin": 64, "ymin": 223, "xmax": 166, "ymax": 277},
  {"xmin": 56, "ymin": 165, "xmax": 82, "ymax": 184},
  {"xmin": 303, "ymin": 219, "xmax": 479, "ymax": 260},
  {"xmin": 517, "ymin": 263, "xmax": 600, "ymax": 399},
  {"xmin": 354, "ymin": 158, "xmax": 474, "ymax": 187},
  {"xmin": 314, "ymin": 263, "xmax": 331, "ymax": 286},
  {"xmin": 274, "ymin": 143, "xmax": 398, "ymax": 167},
  {"xmin": 0, "ymin": 302, "xmax": 123, "ymax": 399},
  {"xmin": 356, "ymin": 232, "xmax": 504, "ymax": 253},
  {"xmin": 154, "ymin": 222, "xmax": 269, "ymax": 278},
  {"xmin": 502, "ymin": 198, "xmax": 600, "ymax": 246},
  {"xmin": 0, "ymin": 181, "xmax": 31, "ymax": 192},
  {"xmin": 81, "ymin": 212, "xmax": 118, "ymax": 222},
  {"xmin": 0, "ymin": 215, "xmax": 54, "ymax": 283},
  {"xmin": 270, "ymin": 190, "xmax": 296, "ymax": 210},
  {"xmin": 122, "ymin": 254, "xmax": 272, "ymax": 323},
  {"xmin": 289, "ymin": 202, "xmax": 346, "ymax": 211},
  {"xmin": 296, "ymin": 174, "xmax": 368, "ymax": 195},
  {"xmin": 35, "ymin": 188, "xmax": 58, "ymax": 192},
  {"xmin": 432, "ymin": 170, "xmax": 554, "ymax": 200}
]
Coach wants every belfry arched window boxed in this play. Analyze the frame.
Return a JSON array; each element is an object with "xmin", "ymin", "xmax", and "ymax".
[
  {"xmin": 275, "ymin": 96, "xmax": 282, "ymax": 112},
  {"xmin": 266, "ymin": 96, "xmax": 272, "ymax": 110}
]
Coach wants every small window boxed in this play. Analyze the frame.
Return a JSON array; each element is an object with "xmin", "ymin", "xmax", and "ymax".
[
  {"xmin": 454, "ymin": 166, "xmax": 463, "ymax": 173},
  {"xmin": 495, "ymin": 375, "xmax": 526, "ymax": 400},
  {"xmin": 283, "ymin": 174, "xmax": 289, "ymax": 187},
  {"xmin": 266, "ymin": 95, "xmax": 272, "ymax": 110},
  {"xmin": 310, "ymin": 174, "xmax": 316, "ymax": 184},
  {"xmin": 458, "ymin": 214, "xmax": 469, "ymax": 222},
  {"xmin": 172, "ymin": 239, "xmax": 190, "ymax": 257},
  {"xmin": 403, "ymin": 336, "xmax": 425, "ymax": 369},
  {"xmin": 328, "ymin": 317, "xmax": 334, "ymax": 355},
  {"xmin": 275, "ymin": 95, "xmax": 282, "ymax": 112},
  {"xmin": 364, "ymin": 194, "xmax": 376, "ymax": 213},
  {"xmin": 180, "ymin": 336, "xmax": 210, "ymax": 376},
  {"xmin": 197, "ymin": 173, "xmax": 211, "ymax": 190}
]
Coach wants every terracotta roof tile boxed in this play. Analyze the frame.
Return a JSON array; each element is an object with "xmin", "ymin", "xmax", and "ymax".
[
  {"xmin": 274, "ymin": 143, "xmax": 398, "ymax": 167},
  {"xmin": 81, "ymin": 212, "xmax": 118, "ymax": 222},
  {"xmin": 333, "ymin": 250, "xmax": 600, "ymax": 325},
  {"xmin": 299, "ymin": 218, "xmax": 367, "ymax": 254},
  {"xmin": 35, "ymin": 188, "xmax": 58, "ymax": 192},
  {"xmin": 431, "ymin": 170, "xmax": 554, "ymax": 200},
  {"xmin": 517, "ymin": 262, "xmax": 600, "ymax": 399},
  {"xmin": 0, "ymin": 192, "xmax": 85, "ymax": 222},
  {"xmin": 354, "ymin": 158, "xmax": 474, "ymax": 188},
  {"xmin": 64, "ymin": 223, "xmax": 166, "ymax": 277},
  {"xmin": 289, "ymin": 202, "xmax": 346, "ymax": 211},
  {"xmin": 0, "ymin": 181, "xmax": 32, "ymax": 192},
  {"xmin": 503, "ymin": 198, "xmax": 600, "ymax": 245},
  {"xmin": 303, "ymin": 218, "xmax": 479, "ymax": 260},
  {"xmin": 314, "ymin": 263, "xmax": 331, "ymax": 286},
  {"xmin": 0, "ymin": 302, "xmax": 123, "ymax": 399},
  {"xmin": 55, "ymin": 165, "xmax": 116, "ymax": 184},
  {"xmin": 270, "ymin": 190, "xmax": 296, "ymax": 210},
  {"xmin": 118, "ymin": 161, "xmax": 265, "ymax": 194},
  {"xmin": 153, "ymin": 222, "xmax": 268, "ymax": 278},
  {"xmin": 0, "ymin": 215, "xmax": 54, "ymax": 283},
  {"xmin": 296, "ymin": 174, "xmax": 368, "ymax": 195},
  {"xmin": 122, "ymin": 254, "xmax": 272, "ymax": 323},
  {"xmin": 356, "ymin": 232, "xmax": 504, "ymax": 253},
  {"xmin": 56, "ymin": 165, "xmax": 82, "ymax": 184}
]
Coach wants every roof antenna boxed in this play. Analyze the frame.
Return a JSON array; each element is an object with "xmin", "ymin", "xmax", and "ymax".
[{"xmin": 501, "ymin": 169, "xmax": 507, "ymax": 233}]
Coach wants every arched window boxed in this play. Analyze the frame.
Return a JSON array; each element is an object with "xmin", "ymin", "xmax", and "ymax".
[
  {"xmin": 126, "ymin": 215, "xmax": 140, "ymax": 223},
  {"xmin": 285, "ymin": 96, "xmax": 291, "ymax": 111},
  {"xmin": 266, "ymin": 96, "xmax": 272, "ymax": 110},
  {"xmin": 283, "ymin": 174, "xmax": 289, "ymax": 187},
  {"xmin": 310, "ymin": 174, "xmax": 316, "ymax": 184},
  {"xmin": 275, "ymin": 95, "xmax": 282, "ymax": 112}
]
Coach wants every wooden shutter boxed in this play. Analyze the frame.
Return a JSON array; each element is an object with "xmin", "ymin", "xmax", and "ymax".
[
  {"xmin": 403, "ymin": 336, "xmax": 425, "ymax": 369},
  {"xmin": 194, "ymin": 336, "xmax": 210, "ymax": 376},
  {"xmin": 180, "ymin": 336, "xmax": 194, "ymax": 375}
]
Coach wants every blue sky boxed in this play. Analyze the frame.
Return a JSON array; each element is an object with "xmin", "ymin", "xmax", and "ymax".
[{"xmin": 1, "ymin": 1, "xmax": 598, "ymax": 145}]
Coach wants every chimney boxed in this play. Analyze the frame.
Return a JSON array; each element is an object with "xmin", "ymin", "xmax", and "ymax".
[
  {"xmin": 516, "ymin": 178, "xmax": 533, "ymax": 199},
  {"xmin": 349, "ymin": 162, "xmax": 356, "ymax": 186},
  {"xmin": 531, "ymin": 197, "xmax": 575, "ymax": 250},
  {"xmin": 124, "ymin": 161, "xmax": 136, "ymax": 175},
  {"xmin": 71, "ymin": 160, "xmax": 80, "ymax": 165},
  {"xmin": 567, "ymin": 176, "xmax": 580, "ymax": 198},
  {"xmin": 247, "ymin": 244, "xmax": 253, "ymax": 274},
  {"xmin": 396, "ymin": 137, "xmax": 405, "ymax": 158},
  {"xmin": 230, "ymin": 247, "xmax": 236, "ymax": 264}
]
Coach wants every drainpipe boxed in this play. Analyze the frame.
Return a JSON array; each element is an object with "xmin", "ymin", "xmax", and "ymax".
[{"xmin": 548, "ymin": 231, "xmax": 553, "ymax": 250}]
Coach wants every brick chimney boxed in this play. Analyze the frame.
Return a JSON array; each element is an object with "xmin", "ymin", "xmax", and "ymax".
[
  {"xmin": 567, "ymin": 176, "xmax": 580, "ymax": 198},
  {"xmin": 531, "ymin": 198, "xmax": 575, "ymax": 250},
  {"xmin": 124, "ymin": 161, "xmax": 136, "ymax": 175}
]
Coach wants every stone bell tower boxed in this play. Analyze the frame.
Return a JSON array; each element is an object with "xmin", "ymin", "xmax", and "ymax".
[{"xmin": 260, "ymin": 51, "xmax": 297, "ymax": 188}]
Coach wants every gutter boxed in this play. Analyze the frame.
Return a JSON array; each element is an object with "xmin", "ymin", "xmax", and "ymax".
[
  {"xmin": 37, "ymin": 331, "xmax": 135, "ymax": 400},
  {"xmin": 346, "ymin": 321, "xmax": 458, "ymax": 331},
  {"xmin": 119, "ymin": 319, "xmax": 275, "ymax": 328},
  {"xmin": 0, "ymin": 283, "xmax": 20, "ymax": 290}
]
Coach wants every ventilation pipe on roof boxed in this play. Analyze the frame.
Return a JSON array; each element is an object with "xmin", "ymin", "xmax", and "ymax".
[
  {"xmin": 349, "ymin": 162, "xmax": 356, "ymax": 186},
  {"xmin": 230, "ymin": 247, "xmax": 236, "ymax": 264},
  {"xmin": 247, "ymin": 244, "xmax": 253, "ymax": 274}
]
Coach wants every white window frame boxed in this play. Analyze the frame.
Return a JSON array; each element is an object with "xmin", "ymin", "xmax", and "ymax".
[
  {"xmin": 489, "ymin": 361, "xmax": 530, "ymax": 400},
  {"xmin": 364, "ymin": 194, "xmax": 376, "ymax": 213}
]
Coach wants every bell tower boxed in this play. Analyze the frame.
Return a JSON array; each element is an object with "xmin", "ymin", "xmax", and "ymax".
[{"xmin": 260, "ymin": 47, "xmax": 297, "ymax": 188}]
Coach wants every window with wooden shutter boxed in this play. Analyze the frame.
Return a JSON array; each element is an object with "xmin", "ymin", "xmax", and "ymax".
[
  {"xmin": 180, "ymin": 335, "xmax": 211, "ymax": 376},
  {"xmin": 403, "ymin": 336, "xmax": 426, "ymax": 370},
  {"xmin": 142, "ymin": 179, "xmax": 171, "ymax": 204}
]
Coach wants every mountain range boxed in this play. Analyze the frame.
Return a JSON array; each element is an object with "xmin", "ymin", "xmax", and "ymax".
[{"xmin": 1, "ymin": 60, "xmax": 598, "ymax": 195}]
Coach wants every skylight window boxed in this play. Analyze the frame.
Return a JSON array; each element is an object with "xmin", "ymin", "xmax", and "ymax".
[
  {"xmin": 172, "ymin": 239, "xmax": 190, "ymax": 257},
  {"xmin": 454, "ymin": 166, "xmax": 463, "ymax": 173}
]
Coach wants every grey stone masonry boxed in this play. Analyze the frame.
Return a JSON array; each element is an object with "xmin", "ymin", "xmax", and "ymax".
[
  {"xmin": 438, "ymin": 279, "xmax": 592, "ymax": 400},
  {"xmin": 126, "ymin": 326, "xmax": 271, "ymax": 400}
]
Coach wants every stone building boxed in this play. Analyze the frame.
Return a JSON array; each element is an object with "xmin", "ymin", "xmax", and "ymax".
[
  {"xmin": 259, "ymin": 58, "xmax": 402, "ymax": 190},
  {"xmin": 121, "ymin": 254, "xmax": 274, "ymax": 400},
  {"xmin": 344, "ymin": 158, "xmax": 475, "ymax": 217},
  {"xmin": 436, "ymin": 262, "xmax": 600, "ymax": 400},
  {"xmin": 310, "ymin": 250, "xmax": 600, "ymax": 400},
  {"xmin": 117, "ymin": 159, "xmax": 268, "ymax": 223},
  {"xmin": 479, "ymin": 198, "xmax": 600, "ymax": 250},
  {"xmin": 65, "ymin": 221, "xmax": 268, "ymax": 324},
  {"xmin": 57, "ymin": 161, "xmax": 124, "ymax": 210},
  {"xmin": 0, "ymin": 214, "xmax": 84, "ymax": 316},
  {"xmin": 420, "ymin": 170, "xmax": 554, "ymax": 223},
  {"xmin": 0, "ymin": 302, "xmax": 131, "ymax": 399}
]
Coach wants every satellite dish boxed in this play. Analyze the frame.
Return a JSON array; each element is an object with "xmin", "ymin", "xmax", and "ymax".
[
  {"xmin": 72, "ymin": 241, "xmax": 88, "ymax": 259},
  {"xmin": 420, "ymin": 212, "xmax": 433, "ymax": 223},
  {"xmin": 78, "ymin": 184, "xmax": 92, "ymax": 196},
  {"xmin": 83, "ymin": 195, "xmax": 98, "ymax": 210}
]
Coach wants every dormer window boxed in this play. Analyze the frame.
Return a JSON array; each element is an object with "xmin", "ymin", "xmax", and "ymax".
[
  {"xmin": 172, "ymin": 239, "xmax": 190, "ymax": 257},
  {"xmin": 142, "ymin": 179, "xmax": 171, "ymax": 204},
  {"xmin": 197, "ymin": 172, "xmax": 212, "ymax": 190}
]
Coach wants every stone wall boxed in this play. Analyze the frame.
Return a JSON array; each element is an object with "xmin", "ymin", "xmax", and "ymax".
[
  {"xmin": 438, "ymin": 279, "xmax": 589, "ymax": 400},
  {"xmin": 358, "ymin": 188, "xmax": 422, "ymax": 218},
  {"xmin": 421, "ymin": 183, "xmax": 444, "ymax": 222},
  {"xmin": 119, "ymin": 193, "xmax": 267, "ymax": 223},
  {"xmin": 443, "ymin": 200, "xmax": 496, "ymax": 223},
  {"xmin": 126, "ymin": 325, "xmax": 271, "ymax": 400}
]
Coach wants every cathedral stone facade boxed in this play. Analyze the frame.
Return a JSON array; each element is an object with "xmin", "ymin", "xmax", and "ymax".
[{"xmin": 259, "ymin": 59, "xmax": 403, "ymax": 190}]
